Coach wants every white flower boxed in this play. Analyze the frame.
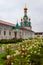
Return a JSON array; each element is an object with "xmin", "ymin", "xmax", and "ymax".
[
  {"xmin": 34, "ymin": 51, "xmax": 37, "ymax": 53},
  {"xmin": 11, "ymin": 62, "xmax": 13, "ymax": 65},
  {"xmin": 7, "ymin": 55, "xmax": 10, "ymax": 59},
  {"xmin": 38, "ymin": 52, "xmax": 40, "ymax": 55},
  {"xmin": 38, "ymin": 49, "xmax": 40, "ymax": 52},
  {"xmin": 34, "ymin": 46, "xmax": 36, "ymax": 48},
  {"xmin": 14, "ymin": 54, "xmax": 16, "ymax": 56},
  {"xmin": 31, "ymin": 51, "xmax": 32, "ymax": 53}
]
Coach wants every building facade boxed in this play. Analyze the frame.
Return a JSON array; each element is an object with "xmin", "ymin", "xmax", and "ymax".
[
  {"xmin": 35, "ymin": 32, "xmax": 43, "ymax": 38},
  {"xmin": 0, "ymin": 6, "xmax": 35, "ymax": 40}
]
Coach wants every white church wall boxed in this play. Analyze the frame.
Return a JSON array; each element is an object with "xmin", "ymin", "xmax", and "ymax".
[
  {"xmin": 0, "ymin": 24, "xmax": 35, "ymax": 40},
  {"xmin": 0, "ymin": 24, "xmax": 15, "ymax": 40}
]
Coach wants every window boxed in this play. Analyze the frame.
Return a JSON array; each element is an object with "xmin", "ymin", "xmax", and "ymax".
[
  {"xmin": 0, "ymin": 30, "xmax": 1, "ymax": 35},
  {"xmin": 14, "ymin": 32, "xmax": 17, "ymax": 38},
  {"xmin": 20, "ymin": 32, "xmax": 21, "ymax": 38},
  {"xmin": 4, "ymin": 31, "xmax": 6, "ymax": 35},
  {"xmin": 9, "ymin": 32, "xmax": 11, "ymax": 35}
]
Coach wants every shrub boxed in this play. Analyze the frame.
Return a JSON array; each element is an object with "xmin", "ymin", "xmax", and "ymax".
[{"xmin": 0, "ymin": 38, "xmax": 24, "ymax": 44}]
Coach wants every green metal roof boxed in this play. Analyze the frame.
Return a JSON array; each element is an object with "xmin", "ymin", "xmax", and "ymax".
[{"xmin": 15, "ymin": 23, "xmax": 19, "ymax": 29}]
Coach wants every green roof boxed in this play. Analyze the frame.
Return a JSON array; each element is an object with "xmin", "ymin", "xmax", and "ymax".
[{"xmin": 15, "ymin": 23, "xmax": 19, "ymax": 29}]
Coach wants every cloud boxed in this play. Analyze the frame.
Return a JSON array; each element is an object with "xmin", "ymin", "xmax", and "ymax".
[{"xmin": 0, "ymin": 0, "xmax": 43, "ymax": 32}]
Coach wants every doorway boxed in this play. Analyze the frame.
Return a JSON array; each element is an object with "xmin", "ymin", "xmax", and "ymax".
[{"xmin": 14, "ymin": 32, "xmax": 17, "ymax": 38}]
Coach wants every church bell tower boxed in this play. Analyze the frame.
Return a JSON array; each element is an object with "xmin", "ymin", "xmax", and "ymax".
[{"xmin": 20, "ymin": 5, "xmax": 32, "ymax": 30}]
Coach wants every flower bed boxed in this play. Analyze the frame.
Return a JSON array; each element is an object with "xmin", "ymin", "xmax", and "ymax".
[{"xmin": 0, "ymin": 38, "xmax": 43, "ymax": 65}]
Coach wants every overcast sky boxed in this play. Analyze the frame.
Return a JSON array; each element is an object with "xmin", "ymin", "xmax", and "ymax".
[{"xmin": 0, "ymin": 0, "xmax": 43, "ymax": 32}]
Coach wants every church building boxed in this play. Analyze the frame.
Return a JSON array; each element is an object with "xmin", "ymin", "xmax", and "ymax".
[{"xmin": 0, "ymin": 6, "xmax": 35, "ymax": 40}]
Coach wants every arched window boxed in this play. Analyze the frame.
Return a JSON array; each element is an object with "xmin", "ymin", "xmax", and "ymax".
[
  {"xmin": 4, "ymin": 31, "xmax": 6, "ymax": 35},
  {"xmin": 0, "ymin": 30, "xmax": 1, "ymax": 35},
  {"xmin": 9, "ymin": 32, "xmax": 11, "ymax": 36}
]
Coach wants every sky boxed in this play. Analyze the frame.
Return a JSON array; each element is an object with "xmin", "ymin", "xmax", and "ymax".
[{"xmin": 0, "ymin": 0, "xmax": 43, "ymax": 32}]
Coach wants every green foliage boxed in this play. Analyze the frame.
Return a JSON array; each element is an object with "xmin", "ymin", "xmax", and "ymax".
[
  {"xmin": 0, "ymin": 38, "xmax": 23, "ymax": 44},
  {"xmin": 0, "ymin": 38, "xmax": 43, "ymax": 65}
]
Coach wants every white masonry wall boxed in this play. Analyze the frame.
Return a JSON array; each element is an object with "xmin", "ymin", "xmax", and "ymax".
[
  {"xmin": 35, "ymin": 33, "xmax": 43, "ymax": 38},
  {"xmin": 0, "ymin": 24, "xmax": 15, "ymax": 40},
  {"xmin": 16, "ymin": 29, "xmax": 35, "ymax": 39},
  {"xmin": 0, "ymin": 24, "xmax": 35, "ymax": 40}
]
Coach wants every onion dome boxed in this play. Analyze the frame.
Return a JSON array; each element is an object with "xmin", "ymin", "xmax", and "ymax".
[
  {"xmin": 20, "ymin": 18, "xmax": 23, "ymax": 27},
  {"xmin": 28, "ymin": 18, "xmax": 31, "ymax": 27},
  {"xmin": 23, "ymin": 5, "xmax": 28, "ymax": 21},
  {"xmin": 29, "ymin": 18, "xmax": 31, "ymax": 21},
  {"xmin": 16, "ymin": 20, "xmax": 19, "ymax": 29},
  {"xmin": 16, "ymin": 22, "xmax": 19, "ymax": 29},
  {"xmin": 24, "ymin": 4, "xmax": 28, "ymax": 13}
]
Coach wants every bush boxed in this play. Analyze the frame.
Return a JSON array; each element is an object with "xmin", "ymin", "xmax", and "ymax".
[{"xmin": 0, "ymin": 38, "xmax": 24, "ymax": 44}]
